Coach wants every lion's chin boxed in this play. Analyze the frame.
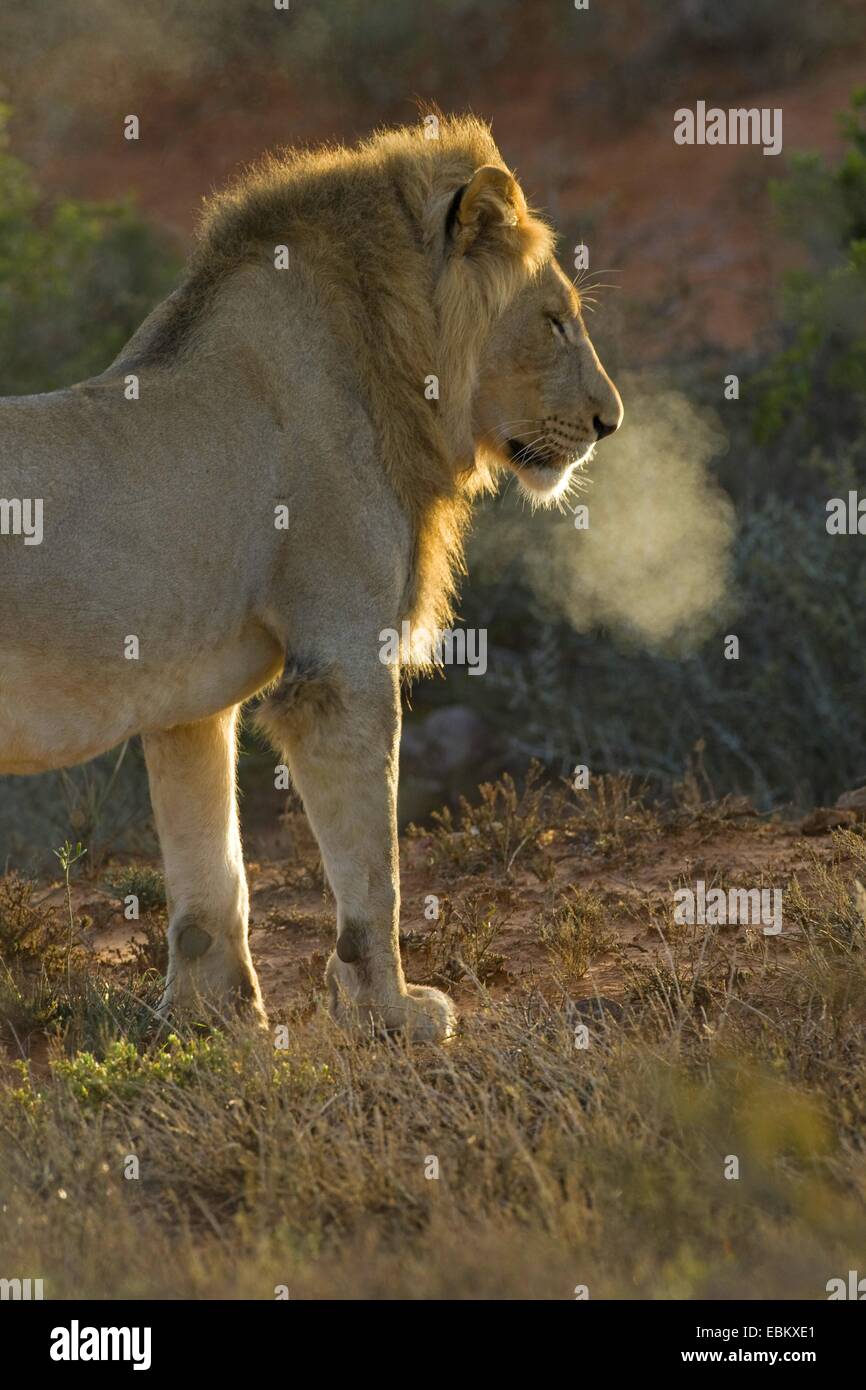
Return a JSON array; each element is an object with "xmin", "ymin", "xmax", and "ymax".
[{"xmin": 510, "ymin": 445, "xmax": 594, "ymax": 505}]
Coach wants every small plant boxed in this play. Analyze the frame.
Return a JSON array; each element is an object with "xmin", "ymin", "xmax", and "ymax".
[
  {"xmin": 0, "ymin": 872, "xmax": 63, "ymax": 966},
  {"xmin": 103, "ymin": 864, "xmax": 166, "ymax": 913},
  {"xmin": 421, "ymin": 763, "xmax": 556, "ymax": 880},
  {"xmin": 51, "ymin": 1032, "xmax": 230, "ymax": 1107},
  {"xmin": 567, "ymin": 774, "xmax": 660, "ymax": 856},
  {"xmin": 540, "ymin": 886, "xmax": 613, "ymax": 989},
  {"xmin": 102, "ymin": 865, "xmax": 168, "ymax": 973},
  {"xmin": 2, "ymin": 795, "xmax": 866, "ymax": 1299},
  {"xmin": 418, "ymin": 893, "xmax": 505, "ymax": 987},
  {"xmin": 784, "ymin": 833, "xmax": 866, "ymax": 958},
  {"xmin": 53, "ymin": 839, "xmax": 87, "ymax": 988},
  {"xmin": 127, "ymin": 914, "xmax": 169, "ymax": 976}
]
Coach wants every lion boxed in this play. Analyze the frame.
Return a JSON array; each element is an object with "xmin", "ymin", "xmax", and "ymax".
[{"xmin": 0, "ymin": 115, "xmax": 622, "ymax": 1040}]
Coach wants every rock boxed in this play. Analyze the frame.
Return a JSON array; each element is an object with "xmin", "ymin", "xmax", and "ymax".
[
  {"xmin": 402, "ymin": 705, "xmax": 493, "ymax": 778},
  {"xmin": 399, "ymin": 704, "xmax": 505, "ymax": 825},
  {"xmin": 719, "ymin": 795, "xmax": 758, "ymax": 817},
  {"xmin": 835, "ymin": 786, "xmax": 866, "ymax": 820},
  {"xmin": 800, "ymin": 807, "xmax": 858, "ymax": 836},
  {"xmin": 567, "ymin": 995, "xmax": 624, "ymax": 1024}
]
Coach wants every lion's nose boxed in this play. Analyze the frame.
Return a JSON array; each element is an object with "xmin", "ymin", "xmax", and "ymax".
[{"xmin": 593, "ymin": 414, "xmax": 619, "ymax": 441}]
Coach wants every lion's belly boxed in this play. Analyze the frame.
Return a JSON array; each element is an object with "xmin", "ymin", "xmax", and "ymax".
[{"xmin": 0, "ymin": 626, "xmax": 283, "ymax": 774}]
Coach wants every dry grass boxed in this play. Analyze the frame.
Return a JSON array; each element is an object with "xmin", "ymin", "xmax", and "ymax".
[
  {"xmin": 1, "ymin": 787, "xmax": 866, "ymax": 1300},
  {"xmin": 540, "ymin": 886, "xmax": 614, "ymax": 990},
  {"xmin": 412, "ymin": 890, "xmax": 505, "ymax": 987},
  {"xmin": 412, "ymin": 761, "xmax": 558, "ymax": 881}
]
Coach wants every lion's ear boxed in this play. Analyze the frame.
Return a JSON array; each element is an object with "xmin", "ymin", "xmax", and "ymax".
[{"xmin": 449, "ymin": 165, "xmax": 527, "ymax": 255}]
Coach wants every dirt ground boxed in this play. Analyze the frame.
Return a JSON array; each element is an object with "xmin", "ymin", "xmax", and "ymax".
[
  {"xmin": 5, "ymin": 775, "xmax": 866, "ymax": 1301},
  {"xmin": 30, "ymin": 783, "xmax": 862, "ymax": 1027}
]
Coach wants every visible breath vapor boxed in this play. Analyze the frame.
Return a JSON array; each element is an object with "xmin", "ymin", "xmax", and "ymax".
[{"xmin": 477, "ymin": 377, "xmax": 736, "ymax": 650}]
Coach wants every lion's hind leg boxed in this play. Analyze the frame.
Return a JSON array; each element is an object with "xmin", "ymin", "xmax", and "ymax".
[{"xmin": 142, "ymin": 707, "xmax": 265, "ymax": 1025}]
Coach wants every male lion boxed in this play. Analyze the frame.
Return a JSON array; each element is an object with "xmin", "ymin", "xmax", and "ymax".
[{"xmin": 0, "ymin": 116, "xmax": 621, "ymax": 1040}]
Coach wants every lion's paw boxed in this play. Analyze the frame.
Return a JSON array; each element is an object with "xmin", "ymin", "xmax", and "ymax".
[
  {"xmin": 326, "ymin": 955, "xmax": 456, "ymax": 1042},
  {"xmin": 159, "ymin": 970, "xmax": 268, "ymax": 1032},
  {"xmin": 400, "ymin": 984, "xmax": 457, "ymax": 1042}
]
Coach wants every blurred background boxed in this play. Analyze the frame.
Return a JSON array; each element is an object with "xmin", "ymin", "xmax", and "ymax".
[{"xmin": 2, "ymin": 0, "xmax": 866, "ymax": 865}]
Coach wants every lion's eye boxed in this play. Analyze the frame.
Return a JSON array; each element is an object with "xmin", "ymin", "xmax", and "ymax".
[{"xmin": 548, "ymin": 314, "xmax": 567, "ymax": 340}]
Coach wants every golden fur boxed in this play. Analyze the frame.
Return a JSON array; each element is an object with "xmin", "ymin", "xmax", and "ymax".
[
  {"xmin": 123, "ymin": 115, "xmax": 555, "ymax": 649},
  {"xmin": 1, "ymin": 115, "xmax": 620, "ymax": 1038}
]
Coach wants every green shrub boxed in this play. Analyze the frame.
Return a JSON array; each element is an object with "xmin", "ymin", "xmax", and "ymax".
[
  {"xmin": 0, "ymin": 103, "xmax": 180, "ymax": 395},
  {"xmin": 103, "ymin": 865, "xmax": 166, "ymax": 914},
  {"xmin": 50, "ymin": 1033, "xmax": 230, "ymax": 1107},
  {"xmin": 752, "ymin": 89, "xmax": 866, "ymax": 455}
]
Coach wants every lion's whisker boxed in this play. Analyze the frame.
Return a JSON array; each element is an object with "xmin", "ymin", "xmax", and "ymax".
[
  {"xmin": 509, "ymin": 432, "xmax": 548, "ymax": 465},
  {"xmin": 480, "ymin": 419, "xmax": 540, "ymax": 443}
]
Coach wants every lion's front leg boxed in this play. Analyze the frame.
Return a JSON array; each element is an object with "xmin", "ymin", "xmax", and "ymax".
[{"xmin": 256, "ymin": 660, "xmax": 455, "ymax": 1042}]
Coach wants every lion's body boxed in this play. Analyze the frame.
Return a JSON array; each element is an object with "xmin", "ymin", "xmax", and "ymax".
[
  {"xmin": 0, "ymin": 295, "xmax": 400, "ymax": 772},
  {"xmin": 0, "ymin": 116, "xmax": 621, "ymax": 1036},
  {"xmin": 1, "ymin": 373, "xmax": 279, "ymax": 770}
]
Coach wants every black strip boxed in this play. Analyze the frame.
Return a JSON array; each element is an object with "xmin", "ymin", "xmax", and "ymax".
[{"xmin": 444, "ymin": 182, "xmax": 467, "ymax": 239}]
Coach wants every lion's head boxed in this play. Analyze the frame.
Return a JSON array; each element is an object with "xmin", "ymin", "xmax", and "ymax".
[
  {"xmin": 442, "ymin": 164, "xmax": 623, "ymax": 504},
  {"xmin": 475, "ymin": 259, "xmax": 622, "ymax": 501}
]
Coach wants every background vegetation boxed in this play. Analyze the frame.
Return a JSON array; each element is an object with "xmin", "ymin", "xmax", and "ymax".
[
  {"xmin": 1, "ymin": 1, "xmax": 865, "ymax": 1305},
  {"xmin": 3, "ymin": 87, "xmax": 866, "ymax": 865},
  {"xmin": 0, "ymin": 106, "xmax": 180, "ymax": 397},
  {"xmin": 1, "ymin": 0, "xmax": 860, "ymax": 117}
]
